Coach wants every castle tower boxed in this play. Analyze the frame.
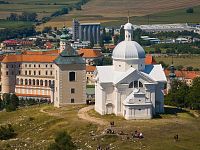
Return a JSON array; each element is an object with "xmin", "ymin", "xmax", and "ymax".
[
  {"xmin": 60, "ymin": 26, "xmax": 70, "ymax": 53},
  {"xmin": 1, "ymin": 62, "xmax": 19, "ymax": 94},
  {"xmin": 54, "ymin": 31, "xmax": 86, "ymax": 107}
]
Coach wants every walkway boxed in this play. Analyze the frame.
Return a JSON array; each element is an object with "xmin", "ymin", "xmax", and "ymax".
[{"xmin": 78, "ymin": 105, "xmax": 109, "ymax": 126}]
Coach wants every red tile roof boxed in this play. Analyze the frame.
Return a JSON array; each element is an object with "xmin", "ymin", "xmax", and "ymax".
[
  {"xmin": 145, "ymin": 54, "xmax": 157, "ymax": 65},
  {"xmin": 78, "ymin": 49, "xmax": 103, "ymax": 58},
  {"xmin": 86, "ymin": 65, "xmax": 96, "ymax": 72},
  {"xmin": 164, "ymin": 70, "xmax": 200, "ymax": 80}
]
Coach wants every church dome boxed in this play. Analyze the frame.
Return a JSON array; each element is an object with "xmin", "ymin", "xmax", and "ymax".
[
  {"xmin": 124, "ymin": 22, "xmax": 133, "ymax": 30},
  {"xmin": 112, "ymin": 41, "xmax": 145, "ymax": 60}
]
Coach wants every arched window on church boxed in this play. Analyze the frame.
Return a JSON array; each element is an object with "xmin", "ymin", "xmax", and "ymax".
[
  {"xmin": 129, "ymin": 82, "xmax": 133, "ymax": 88},
  {"xmin": 139, "ymin": 81, "xmax": 143, "ymax": 87},
  {"xmin": 134, "ymin": 81, "xmax": 138, "ymax": 88}
]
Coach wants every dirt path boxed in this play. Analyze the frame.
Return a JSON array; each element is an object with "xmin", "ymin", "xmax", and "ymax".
[
  {"xmin": 40, "ymin": 108, "xmax": 65, "ymax": 118},
  {"xmin": 78, "ymin": 105, "xmax": 109, "ymax": 126}
]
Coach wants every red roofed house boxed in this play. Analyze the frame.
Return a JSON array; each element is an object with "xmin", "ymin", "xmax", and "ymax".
[
  {"xmin": 78, "ymin": 48, "xmax": 103, "ymax": 65},
  {"xmin": 86, "ymin": 65, "xmax": 96, "ymax": 85},
  {"xmin": 164, "ymin": 70, "xmax": 200, "ymax": 86}
]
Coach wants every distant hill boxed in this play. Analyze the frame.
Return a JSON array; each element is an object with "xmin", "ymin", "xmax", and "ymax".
[{"xmin": 36, "ymin": 0, "xmax": 200, "ymax": 29}]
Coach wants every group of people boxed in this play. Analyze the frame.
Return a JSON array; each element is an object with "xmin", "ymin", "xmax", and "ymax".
[
  {"xmin": 132, "ymin": 130, "xmax": 144, "ymax": 139},
  {"xmin": 96, "ymin": 145, "xmax": 110, "ymax": 150}
]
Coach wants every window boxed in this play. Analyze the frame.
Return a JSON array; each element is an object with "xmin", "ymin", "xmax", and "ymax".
[
  {"xmin": 29, "ymin": 64, "xmax": 31, "ymax": 68},
  {"xmin": 29, "ymin": 71, "xmax": 31, "ymax": 75},
  {"xmin": 19, "ymin": 71, "xmax": 21, "ymax": 75},
  {"xmin": 46, "ymin": 71, "xmax": 48, "ymax": 75},
  {"xmin": 38, "ymin": 64, "xmax": 40, "ymax": 68},
  {"xmin": 38, "ymin": 71, "xmax": 41, "ymax": 75},
  {"xmin": 129, "ymin": 82, "xmax": 133, "ymax": 88},
  {"xmin": 139, "ymin": 81, "xmax": 143, "ymax": 87},
  {"xmin": 71, "ymin": 98, "xmax": 74, "ymax": 103},
  {"xmin": 50, "ymin": 71, "xmax": 53, "ymax": 75},
  {"xmin": 25, "ymin": 71, "xmax": 27, "ymax": 75},
  {"xmin": 25, "ymin": 64, "xmax": 27, "ymax": 67},
  {"xmin": 6, "ymin": 71, "xmax": 8, "ymax": 75},
  {"xmin": 34, "ymin": 71, "xmax": 36, "ymax": 75},
  {"xmin": 46, "ymin": 64, "xmax": 48, "ymax": 68},
  {"xmin": 69, "ymin": 72, "xmax": 75, "ymax": 81},
  {"xmin": 34, "ymin": 64, "xmax": 36, "ymax": 67},
  {"xmin": 50, "ymin": 65, "xmax": 53, "ymax": 68},
  {"xmin": 134, "ymin": 81, "xmax": 138, "ymax": 88},
  {"xmin": 71, "ymin": 88, "xmax": 75, "ymax": 94},
  {"xmin": 6, "ymin": 64, "xmax": 8, "ymax": 68}
]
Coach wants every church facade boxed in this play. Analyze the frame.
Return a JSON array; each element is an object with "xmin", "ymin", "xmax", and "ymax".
[{"xmin": 94, "ymin": 22, "xmax": 167, "ymax": 119}]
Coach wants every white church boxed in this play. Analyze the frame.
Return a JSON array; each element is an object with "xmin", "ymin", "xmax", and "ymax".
[{"xmin": 94, "ymin": 21, "xmax": 167, "ymax": 119}]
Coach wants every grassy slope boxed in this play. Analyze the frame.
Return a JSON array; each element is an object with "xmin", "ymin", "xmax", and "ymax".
[
  {"xmin": 0, "ymin": 104, "xmax": 200, "ymax": 150},
  {"xmin": 37, "ymin": 0, "xmax": 200, "ymax": 29}
]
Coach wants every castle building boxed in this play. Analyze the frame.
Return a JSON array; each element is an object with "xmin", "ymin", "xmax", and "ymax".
[
  {"xmin": 94, "ymin": 22, "xmax": 167, "ymax": 119},
  {"xmin": 0, "ymin": 27, "xmax": 86, "ymax": 107}
]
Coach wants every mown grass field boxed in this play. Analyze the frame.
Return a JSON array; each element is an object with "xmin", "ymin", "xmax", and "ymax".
[
  {"xmin": 154, "ymin": 55, "xmax": 200, "ymax": 69},
  {"xmin": 0, "ymin": 104, "xmax": 200, "ymax": 150}
]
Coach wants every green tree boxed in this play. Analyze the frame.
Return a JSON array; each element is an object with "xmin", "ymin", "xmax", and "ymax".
[
  {"xmin": 0, "ymin": 124, "xmax": 16, "ymax": 140},
  {"xmin": 186, "ymin": 8, "xmax": 194, "ymax": 13},
  {"xmin": 186, "ymin": 77, "xmax": 200, "ymax": 109},
  {"xmin": 48, "ymin": 131, "xmax": 76, "ymax": 150}
]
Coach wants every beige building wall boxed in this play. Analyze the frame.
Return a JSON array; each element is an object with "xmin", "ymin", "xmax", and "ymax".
[
  {"xmin": 54, "ymin": 64, "xmax": 86, "ymax": 107},
  {"xmin": 1, "ymin": 61, "xmax": 55, "ymax": 100}
]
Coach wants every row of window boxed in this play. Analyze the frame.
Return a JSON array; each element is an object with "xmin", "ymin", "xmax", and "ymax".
[
  {"xmin": 25, "ymin": 70, "xmax": 53, "ymax": 76},
  {"xmin": 129, "ymin": 81, "xmax": 143, "ymax": 88},
  {"xmin": 6, "ymin": 64, "xmax": 53, "ymax": 68},
  {"xmin": 17, "ymin": 78, "xmax": 54, "ymax": 87},
  {"xmin": 6, "ymin": 70, "xmax": 53, "ymax": 76}
]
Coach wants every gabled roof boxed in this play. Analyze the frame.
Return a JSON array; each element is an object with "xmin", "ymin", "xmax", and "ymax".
[
  {"xmin": 78, "ymin": 49, "xmax": 103, "ymax": 58},
  {"xmin": 96, "ymin": 64, "xmax": 167, "ymax": 84},
  {"xmin": 144, "ymin": 64, "xmax": 167, "ymax": 82}
]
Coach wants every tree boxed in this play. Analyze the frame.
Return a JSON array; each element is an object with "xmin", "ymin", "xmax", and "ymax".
[
  {"xmin": 48, "ymin": 131, "xmax": 76, "ymax": 150},
  {"xmin": 0, "ymin": 124, "xmax": 16, "ymax": 140},
  {"xmin": 186, "ymin": 8, "xmax": 194, "ymax": 13},
  {"xmin": 186, "ymin": 77, "xmax": 200, "ymax": 109},
  {"xmin": 2, "ymin": 93, "xmax": 19, "ymax": 112},
  {"xmin": 186, "ymin": 66, "xmax": 193, "ymax": 71}
]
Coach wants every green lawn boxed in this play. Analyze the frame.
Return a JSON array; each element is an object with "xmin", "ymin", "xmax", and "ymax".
[{"xmin": 0, "ymin": 104, "xmax": 200, "ymax": 150}]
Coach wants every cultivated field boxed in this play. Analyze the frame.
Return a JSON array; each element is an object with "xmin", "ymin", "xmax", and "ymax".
[
  {"xmin": 0, "ymin": 0, "xmax": 79, "ymax": 19},
  {"xmin": 0, "ymin": 104, "xmax": 199, "ymax": 150},
  {"xmin": 38, "ymin": 0, "xmax": 200, "ymax": 29}
]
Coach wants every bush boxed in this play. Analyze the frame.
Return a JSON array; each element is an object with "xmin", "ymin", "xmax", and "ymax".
[
  {"xmin": 0, "ymin": 124, "xmax": 16, "ymax": 140},
  {"xmin": 186, "ymin": 8, "xmax": 194, "ymax": 13},
  {"xmin": 48, "ymin": 131, "xmax": 76, "ymax": 150}
]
